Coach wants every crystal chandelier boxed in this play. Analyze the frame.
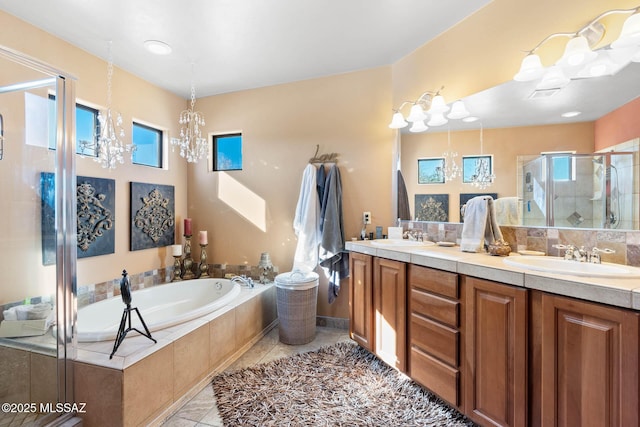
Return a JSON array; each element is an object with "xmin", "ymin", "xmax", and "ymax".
[
  {"xmin": 88, "ymin": 41, "xmax": 134, "ymax": 169},
  {"xmin": 171, "ymin": 71, "xmax": 206, "ymax": 163},
  {"xmin": 470, "ymin": 125, "xmax": 495, "ymax": 190},
  {"xmin": 442, "ymin": 128, "xmax": 459, "ymax": 182}
]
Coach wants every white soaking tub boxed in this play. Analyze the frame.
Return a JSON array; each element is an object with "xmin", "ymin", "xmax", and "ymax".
[{"xmin": 77, "ymin": 278, "xmax": 241, "ymax": 342}]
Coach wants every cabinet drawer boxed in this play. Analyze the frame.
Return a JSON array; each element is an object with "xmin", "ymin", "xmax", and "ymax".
[
  {"xmin": 409, "ymin": 265, "xmax": 458, "ymax": 299},
  {"xmin": 410, "ymin": 346, "xmax": 459, "ymax": 407},
  {"xmin": 411, "ymin": 288, "xmax": 459, "ymax": 328},
  {"xmin": 410, "ymin": 313, "xmax": 458, "ymax": 367}
]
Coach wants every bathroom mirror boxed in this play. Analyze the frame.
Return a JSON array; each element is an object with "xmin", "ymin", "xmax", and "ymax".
[{"xmin": 399, "ymin": 60, "xmax": 640, "ymax": 230}]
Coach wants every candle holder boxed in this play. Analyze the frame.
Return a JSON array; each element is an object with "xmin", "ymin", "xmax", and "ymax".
[
  {"xmin": 199, "ymin": 244, "xmax": 210, "ymax": 278},
  {"xmin": 171, "ymin": 255, "xmax": 182, "ymax": 282},
  {"xmin": 182, "ymin": 234, "xmax": 195, "ymax": 280}
]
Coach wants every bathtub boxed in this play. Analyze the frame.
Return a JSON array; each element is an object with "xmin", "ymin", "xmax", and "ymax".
[{"xmin": 77, "ymin": 278, "xmax": 241, "ymax": 342}]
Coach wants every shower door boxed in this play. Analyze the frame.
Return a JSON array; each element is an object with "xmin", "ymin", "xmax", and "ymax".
[{"xmin": 0, "ymin": 46, "xmax": 76, "ymax": 425}]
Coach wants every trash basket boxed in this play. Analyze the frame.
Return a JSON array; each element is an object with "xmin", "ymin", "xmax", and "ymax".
[{"xmin": 275, "ymin": 270, "xmax": 319, "ymax": 345}]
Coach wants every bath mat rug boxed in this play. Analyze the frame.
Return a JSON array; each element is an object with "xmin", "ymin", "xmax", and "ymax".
[{"xmin": 211, "ymin": 341, "xmax": 475, "ymax": 426}]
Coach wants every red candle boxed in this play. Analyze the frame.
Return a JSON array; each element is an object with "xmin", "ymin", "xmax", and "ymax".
[
  {"xmin": 184, "ymin": 218, "xmax": 192, "ymax": 236},
  {"xmin": 199, "ymin": 230, "xmax": 208, "ymax": 245}
]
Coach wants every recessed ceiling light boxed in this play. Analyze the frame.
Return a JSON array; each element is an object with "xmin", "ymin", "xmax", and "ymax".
[
  {"xmin": 462, "ymin": 116, "xmax": 479, "ymax": 123},
  {"xmin": 561, "ymin": 111, "xmax": 581, "ymax": 118},
  {"xmin": 144, "ymin": 40, "xmax": 172, "ymax": 55}
]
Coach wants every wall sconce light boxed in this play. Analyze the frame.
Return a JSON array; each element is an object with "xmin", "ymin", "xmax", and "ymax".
[
  {"xmin": 0, "ymin": 113, "xmax": 3, "ymax": 160},
  {"xmin": 514, "ymin": 5, "xmax": 640, "ymax": 86},
  {"xmin": 388, "ymin": 87, "xmax": 473, "ymax": 132}
]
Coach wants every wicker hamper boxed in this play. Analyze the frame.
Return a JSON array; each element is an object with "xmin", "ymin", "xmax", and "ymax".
[{"xmin": 275, "ymin": 271, "xmax": 319, "ymax": 345}]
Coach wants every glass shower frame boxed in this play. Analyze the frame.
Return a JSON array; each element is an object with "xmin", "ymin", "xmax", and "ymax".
[
  {"xmin": 520, "ymin": 151, "xmax": 636, "ymax": 229},
  {"xmin": 0, "ymin": 44, "xmax": 77, "ymax": 417}
]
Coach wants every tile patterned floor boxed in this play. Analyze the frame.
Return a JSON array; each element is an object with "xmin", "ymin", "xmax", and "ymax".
[{"xmin": 160, "ymin": 326, "xmax": 352, "ymax": 426}]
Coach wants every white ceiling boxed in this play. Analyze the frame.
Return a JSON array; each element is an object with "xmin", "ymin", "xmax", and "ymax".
[{"xmin": 0, "ymin": 0, "xmax": 493, "ymax": 99}]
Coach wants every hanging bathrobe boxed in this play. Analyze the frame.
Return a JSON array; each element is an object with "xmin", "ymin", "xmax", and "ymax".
[
  {"xmin": 319, "ymin": 164, "xmax": 349, "ymax": 303},
  {"xmin": 293, "ymin": 164, "xmax": 320, "ymax": 272}
]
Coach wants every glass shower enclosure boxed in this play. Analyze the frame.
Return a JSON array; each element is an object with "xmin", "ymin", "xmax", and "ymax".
[
  {"xmin": 520, "ymin": 152, "xmax": 638, "ymax": 229},
  {"xmin": 0, "ymin": 45, "xmax": 77, "ymax": 425}
]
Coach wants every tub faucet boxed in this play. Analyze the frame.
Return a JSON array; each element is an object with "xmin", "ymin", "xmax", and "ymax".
[{"xmin": 231, "ymin": 275, "xmax": 255, "ymax": 288}]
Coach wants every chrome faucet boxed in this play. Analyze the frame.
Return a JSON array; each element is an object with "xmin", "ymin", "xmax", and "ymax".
[
  {"xmin": 552, "ymin": 244, "xmax": 615, "ymax": 264},
  {"xmin": 231, "ymin": 275, "xmax": 255, "ymax": 288},
  {"xmin": 589, "ymin": 247, "xmax": 616, "ymax": 264}
]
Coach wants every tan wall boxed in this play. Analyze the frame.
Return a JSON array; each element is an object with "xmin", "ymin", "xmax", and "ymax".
[
  {"xmin": 190, "ymin": 68, "xmax": 393, "ymax": 317},
  {"xmin": 0, "ymin": 10, "xmax": 188, "ymax": 304},
  {"xmin": 401, "ymin": 122, "xmax": 595, "ymax": 220}
]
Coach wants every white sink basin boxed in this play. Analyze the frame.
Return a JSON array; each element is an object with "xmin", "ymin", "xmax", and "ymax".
[
  {"xmin": 503, "ymin": 256, "xmax": 640, "ymax": 278},
  {"xmin": 370, "ymin": 239, "xmax": 435, "ymax": 247}
]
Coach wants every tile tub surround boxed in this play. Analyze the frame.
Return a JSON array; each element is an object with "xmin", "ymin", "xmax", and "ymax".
[
  {"xmin": 346, "ymin": 240, "xmax": 640, "ymax": 310},
  {"xmin": 74, "ymin": 283, "xmax": 277, "ymax": 427},
  {"xmin": 397, "ymin": 221, "xmax": 640, "ymax": 267}
]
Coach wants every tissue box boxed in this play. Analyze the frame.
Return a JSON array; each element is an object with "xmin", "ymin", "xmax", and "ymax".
[
  {"xmin": 0, "ymin": 313, "xmax": 54, "ymax": 338},
  {"xmin": 387, "ymin": 227, "xmax": 403, "ymax": 240}
]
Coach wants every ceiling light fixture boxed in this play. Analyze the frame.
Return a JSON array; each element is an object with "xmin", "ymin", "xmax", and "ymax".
[
  {"xmin": 388, "ymin": 87, "xmax": 474, "ymax": 132},
  {"xmin": 561, "ymin": 111, "xmax": 581, "ymax": 118},
  {"xmin": 170, "ymin": 64, "xmax": 206, "ymax": 163},
  {"xmin": 81, "ymin": 41, "xmax": 135, "ymax": 169},
  {"xmin": 144, "ymin": 40, "xmax": 172, "ymax": 55},
  {"xmin": 514, "ymin": 6, "xmax": 640, "ymax": 87}
]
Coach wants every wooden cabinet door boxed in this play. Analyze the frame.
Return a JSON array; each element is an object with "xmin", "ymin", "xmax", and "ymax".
[
  {"xmin": 373, "ymin": 257, "xmax": 406, "ymax": 372},
  {"xmin": 465, "ymin": 277, "xmax": 528, "ymax": 427},
  {"xmin": 540, "ymin": 293, "xmax": 640, "ymax": 427},
  {"xmin": 349, "ymin": 252, "xmax": 373, "ymax": 350}
]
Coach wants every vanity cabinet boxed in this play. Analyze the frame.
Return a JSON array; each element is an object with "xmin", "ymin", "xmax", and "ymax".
[
  {"xmin": 373, "ymin": 257, "xmax": 406, "ymax": 372},
  {"xmin": 464, "ymin": 276, "xmax": 528, "ymax": 427},
  {"xmin": 407, "ymin": 264, "xmax": 462, "ymax": 408},
  {"xmin": 349, "ymin": 252, "xmax": 373, "ymax": 351},
  {"xmin": 531, "ymin": 291, "xmax": 640, "ymax": 427}
]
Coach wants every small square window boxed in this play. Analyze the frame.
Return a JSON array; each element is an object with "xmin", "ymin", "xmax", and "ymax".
[
  {"xmin": 132, "ymin": 122, "xmax": 163, "ymax": 168},
  {"xmin": 48, "ymin": 95, "xmax": 100, "ymax": 156},
  {"xmin": 212, "ymin": 133, "xmax": 242, "ymax": 171}
]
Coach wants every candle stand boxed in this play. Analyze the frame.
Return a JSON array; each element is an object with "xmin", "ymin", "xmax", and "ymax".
[
  {"xmin": 182, "ymin": 234, "xmax": 195, "ymax": 279},
  {"xmin": 171, "ymin": 255, "xmax": 182, "ymax": 282},
  {"xmin": 199, "ymin": 244, "xmax": 210, "ymax": 278}
]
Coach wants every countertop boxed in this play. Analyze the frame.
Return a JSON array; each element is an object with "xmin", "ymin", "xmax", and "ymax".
[{"xmin": 346, "ymin": 240, "xmax": 640, "ymax": 311}]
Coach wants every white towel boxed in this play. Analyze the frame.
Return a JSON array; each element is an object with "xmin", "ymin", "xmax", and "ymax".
[
  {"xmin": 494, "ymin": 197, "xmax": 520, "ymax": 225},
  {"xmin": 293, "ymin": 164, "xmax": 320, "ymax": 272},
  {"xmin": 460, "ymin": 196, "xmax": 503, "ymax": 252}
]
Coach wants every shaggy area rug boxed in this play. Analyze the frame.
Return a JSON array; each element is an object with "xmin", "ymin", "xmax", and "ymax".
[{"xmin": 211, "ymin": 341, "xmax": 475, "ymax": 426}]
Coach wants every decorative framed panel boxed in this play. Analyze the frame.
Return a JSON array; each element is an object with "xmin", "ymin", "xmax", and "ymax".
[
  {"xmin": 417, "ymin": 157, "xmax": 445, "ymax": 184},
  {"xmin": 414, "ymin": 194, "xmax": 449, "ymax": 222},
  {"xmin": 41, "ymin": 173, "xmax": 116, "ymax": 265},
  {"xmin": 130, "ymin": 182, "xmax": 175, "ymax": 251}
]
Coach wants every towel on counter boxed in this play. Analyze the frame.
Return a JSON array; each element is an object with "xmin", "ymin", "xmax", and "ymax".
[
  {"xmin": 319, "ymin": 164, "xmax": 349, "ymax": 304},
  {"xmin": 494, "ymin": 197, "xmax": 520, "ymax": 225},
  {"xmin": 293, "ymin": 164, "xmax": 321, "ymax": 272},
  {"xmin": 460, "ymin": 196, "xmax": 503, "ymax": 253}
]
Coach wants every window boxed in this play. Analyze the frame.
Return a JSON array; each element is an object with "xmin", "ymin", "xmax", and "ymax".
[
  {"xmin": 543, "ymin": 151, "xmax": 576, "ymax": 181},
  {"xmin": 132, "ymin": 122, "xmax": 163, "ymax": 168},
  {"xmin": 212, "ymin": 133, "xmax": 242, "ymax": 171},
  {"xmin": 48, "ymin": 95, "xmax": 100, "ymax": 155}
]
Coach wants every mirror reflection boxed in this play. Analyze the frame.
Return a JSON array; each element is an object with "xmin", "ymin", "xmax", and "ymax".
[{"xmin": 399, "ymin": 59, "xmax": 640, "ymax": 230}]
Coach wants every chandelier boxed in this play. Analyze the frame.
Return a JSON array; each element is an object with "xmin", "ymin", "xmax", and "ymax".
[
  {"xmin": 442, "ymin": 128, "xmax": 459, "ymax": 182},
  {"xmin": 171, "ymin": 71, "xmax": 206, "ymax": 163},
  {"xmin": 470, "ymin": 125, "xmax": 495, "ymax": 190},
  {"xmin": 85, "ymin": 41, "xmax": 134, "ymax": 169}
]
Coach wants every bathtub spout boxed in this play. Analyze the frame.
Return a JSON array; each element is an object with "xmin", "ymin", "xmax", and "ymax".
[{"xmin": 231, "ymin": 275, "xmax": 255, "ymax": 288}]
